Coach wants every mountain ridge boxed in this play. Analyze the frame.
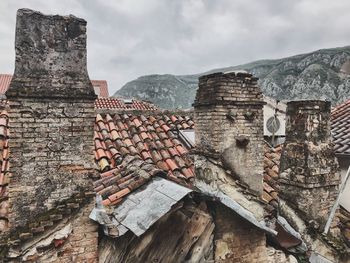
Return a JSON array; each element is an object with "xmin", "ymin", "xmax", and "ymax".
[{"xmin": 116, "ymin": 45, "xmax": 350, "ymax": 109}]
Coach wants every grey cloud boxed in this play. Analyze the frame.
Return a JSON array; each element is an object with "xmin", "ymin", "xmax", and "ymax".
[{"xmin": 1, "ymin": 0, "xmax": 350, "ymax": 94}]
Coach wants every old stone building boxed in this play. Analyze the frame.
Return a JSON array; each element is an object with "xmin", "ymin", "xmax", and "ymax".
[{"xmin": 0, "ymin": 7, "xmax": 350, "ymax": 263}]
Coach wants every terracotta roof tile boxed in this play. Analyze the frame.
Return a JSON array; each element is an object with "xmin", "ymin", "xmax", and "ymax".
[
  {"xmin": 93, "ymin": 113, "xmax": 195, "ymax": 205},
  {"xmin": 262, "ymin": 143, "xmax": 282, "ymax": 212},
  {"xmin": 176, "ymin": 145, "xmax": 187, "ymax": 155},
  {"xmin": 165, "ymin": 158, "xmax": 179, "ymax": 171},
  {"xmin": 91, "ymin": 80, "xmax": 109, "ymax": 97},
  {"xmin": 0, "ymin": 74, "xmax": 11, "ymax": 95},
  {"xmin": 95, "ymin": 97, "xmax": 158, "ymax": 111},
  {"xmin": 331, "ymin": 99, "xmax": 350, "ymax": 155},
  {"xmin": 141, "ymin": 151, "xmax": 152, "ymax": 160}
]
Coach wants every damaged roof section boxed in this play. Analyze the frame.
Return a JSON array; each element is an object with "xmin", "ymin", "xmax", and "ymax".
[
  {"xmin": 91, "ymin": 111, "xmax": 296, "ymax": 230},
  {"xmin": 92, "ymin": 155, "xmax": 166, "ymax": 206},
  {"xmin": 90, "ymin": 177, "xmax": 276, "ymax": 238},
  {"xmin": 94, "ymin": 113, "xmax": 194, "ymax": 182},
  {"xmin": 91, "ymin": 177, "xmax": 192, "ymax": 237}
]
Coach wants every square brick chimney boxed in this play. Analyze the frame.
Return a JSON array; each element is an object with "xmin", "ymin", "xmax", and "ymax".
[
  {"xmin": 279, "ymin": 101, "xmax": 340, "ymax": 228},
  {"xmin": 5, "ymin": 9, "xmax": 97, "ymax": 231},
  {"xmin": 193, "ymin": 72, "xmax": 265, "ymax": 195}
]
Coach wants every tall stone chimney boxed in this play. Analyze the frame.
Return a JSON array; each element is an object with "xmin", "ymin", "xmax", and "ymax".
[
  {"xmin": 193, "ymin": 72, "xmax": 265, "ymax": 194},
  {"xmin": 279, "ymin": 101, "xmax": 340, "ymax": 228},
  {"xmin": 6, "ymin": 9, "xmax": 97, "ymax": 232}
]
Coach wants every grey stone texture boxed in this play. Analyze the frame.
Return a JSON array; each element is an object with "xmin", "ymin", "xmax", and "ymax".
[
  {"xmin": 279, "ymin": 100, "xmax": 340, "ymax": 228},
  {"xmin": 7, "ymin": 9, "xmax": 95, "ymax": 99},
  {"xmin": 214, "ymin": 204, "xmax": 268, "ymax": 263},
  {"xmin": 193, "ymin": 72, "xmax": 265, "ymax": 194}
]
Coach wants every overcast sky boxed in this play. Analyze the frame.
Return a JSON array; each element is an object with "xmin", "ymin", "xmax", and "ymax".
[{"xmin": 1, "ymin": 0, "xmax": 350, "ymax": 94}]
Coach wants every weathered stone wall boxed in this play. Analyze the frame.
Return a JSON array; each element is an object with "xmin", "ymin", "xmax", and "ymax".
[
  {"xmin": 2, "ymin": 8, "xmax": 98, "ymax": 261},
  {"xmin": 279, "ymin": 100, "xmax": 340, "ymax": 228},
  {"xmin": 266, "ymin": 246, "xmax": 297, "ymax": 263},
  {"xmin": 7, "ymin": 98, "xmax": 96, "ymax": 228},
  {"xmin": 12, "ymin": 202, "xmax": 98, "ymax": 262},
  {"xmin": 193, "ymin": 71, "xmax": 265, "ymax": 194},
  {"xmin": 214, "ymin": 204, "xmax": 268, "ymax": 263}
]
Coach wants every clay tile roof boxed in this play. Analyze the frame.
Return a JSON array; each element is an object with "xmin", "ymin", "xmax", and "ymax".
[
  {"xmin": 0, "ymin": 75, "xmax": 11, "ymax": 95},
  {"xmin": 0, "ymin": 74, "xmax": 109, "ymax": 98},
  {"xmin": 332, "ymin": 99, "xmax": 350, "ymax": 155},
  {"xmin": 262, "ymin": 142, "xmax": 282, "ymax": 215},
  {"xmin": 93, "ymin": 113, "xmax": 195, "ymax": 205},
  {"xmin": 91, "ymin": 80, "xmax": 109, "ymax": 97},
  {"xmin": 93, "ymin": 110, "xmax": 294, "ymax": 226},
  {"xmin": 94, "ymin": 97, "xmax": 159, "ymax": 111},
  {"xmin": 93, "ymin": 111, "xmax": 285, "ymax": 217}
]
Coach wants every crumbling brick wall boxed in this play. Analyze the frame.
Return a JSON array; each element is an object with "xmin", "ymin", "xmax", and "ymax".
[
  {"xmin": 279, "ymin": 100, "xmax": 340, "ymax": 228},
  {"xmin": 214, "ymin": 204, "xmax": 268, "ymax": 263},
  {"xmin": 6, "ymin": 98, "xmax": 96, "ymax": 228},
  {"xmin": 193, "ymin": 72, "xmax": 265, "ymax": 194},
  {"xmin": 23, "ymin": 201, "xmax": 98, "ymax": 262}
]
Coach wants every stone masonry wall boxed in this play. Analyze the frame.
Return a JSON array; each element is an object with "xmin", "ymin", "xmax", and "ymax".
[
  {"xmin": 193, "ymin": 72, "xmax": 265, "ymax": 194},
  {"xmin": 214, "ymin": 204, "xmax": 268, "ymax": 263},
  {"xmin": 1, "ymin": 9, "xmax": 98, "ymax": 261},
  {"xmin": 279, "ymin": 100, "xmax": 340, "ymax": 228},
  {"xmin": 7, "ymin": 98, "xmax": 97, "ymax": 228}
]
